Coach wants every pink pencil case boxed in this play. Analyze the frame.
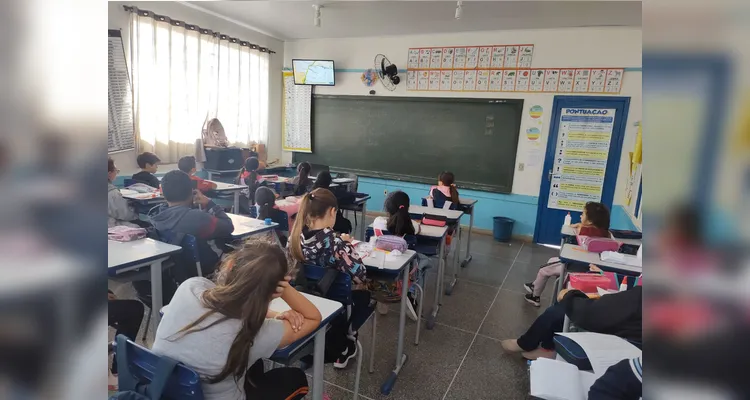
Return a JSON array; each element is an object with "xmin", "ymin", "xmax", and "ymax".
[
  {"xmin": 568, "ymin": 273, "xmax": 616, "ymax": 293},
  {"xmin": 577, "ymin": 235, "xmax": 621, "ymax": 253}
]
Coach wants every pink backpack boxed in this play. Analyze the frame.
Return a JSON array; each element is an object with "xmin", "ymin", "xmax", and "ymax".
[
  {"xmin": 577, "ymin": 235, "xmax": 621, "ymax": 253},
  {"xmin": 375, "ymin": 235, "xmax": 408, "ymax": 253}
]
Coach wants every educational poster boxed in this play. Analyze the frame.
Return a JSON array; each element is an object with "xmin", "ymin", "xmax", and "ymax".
[
  {"xmin": 548, "ymin": 108, "xmax": 616, "ymax": 212},
  {"xmin": 465, "ymin": 47, "xmax": 479, "ymax": 69},
  {"xmin": 428, "ymin": 70, "xmax": 441, "ymax": 90},
  {"xmin": 441, "ymin": 48, "xmax": 455, "ymax": 69},
  {"xmin": 529, "ymin": 69, "xmax": 545, "ymax": 91},
  {"xmin": 429, "ymin": 48, "xmax": 443, "ymax": 69},
  {"xmin": 463, "ymin": 70, "xmax": 477, "ymax": 91},
  {"xmin": 573, "ymin": 69, "xmax": 591, "ymax": 92},
  {"xmin": 515, "ymin": 69, "xmax": 531, "ymax": 91},
  {"xmin": 281, "ymin": 72, "xmax": 312, "ymax": 152},
  {"xmin": 589, "ymin": 69, "xmax": 607, "ymax": 92},
  {"xmin": 519, "ymin": 45, "xmax": 534, "ymax": 68},
  {"xmin": 558, "ymin": 69, "xmax": 575, "ymax": 92},
  {"xmin": 504, "ymin": 45, "xmax": 520, "ymax": 68},
  {"xmin": 418, "ymin": 49, "xmax": 431, "ymax": 69},
  {"xmin": 407, "ymin": 49, "xmax": 420, "ymax": 69},
  {"xmin": 478, "ymin": 47, "xmax": 492, "ymax": 68},
  {"xmin": 440, "ymin": 70, "xmax": 452, "ymax": 90},
  {"xmin": 501, "ymin": 70, "xmax": 517, "ymax": 92},
  {"xmin": 406, "ymin": 70, "xmax": 417, "ymax": 90},
  {"xmin": 451, "ymin": 70, "xmax": 465, "ymax": 91},
  {"xmin": 453, "ymin": 47, "xmax": 467, "ymax": 69},
  {"xmin": 476, "ymin": 70, "xmax": 490, "ymax": 91},
  {"xmin": 491, "ymin": 46, "xmax": 506, "ymax": 68},
  {"xmin": 417, "ymin": 70, "xmax": 430, "ymax": 90},
  {"xmin": 543, "ymin": 69, "xmax": 560, "ymax": 92},
  {"xmin": 605, "ymin": 69, "xmax": 624, "ymax": 93},
  {"xmin": 488, "ymin": 70, "xmax": 503, "ymax": 91}
]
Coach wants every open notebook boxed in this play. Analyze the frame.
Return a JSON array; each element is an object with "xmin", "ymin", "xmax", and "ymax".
[{"xmin": 530, "ymin": 358, "xmax": 597, "ymax": 400}]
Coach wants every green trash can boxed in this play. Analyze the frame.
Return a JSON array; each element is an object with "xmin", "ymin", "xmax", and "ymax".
[{"xmin": 493, "ymin": 217, "xmax": 514, "ymax": 242}]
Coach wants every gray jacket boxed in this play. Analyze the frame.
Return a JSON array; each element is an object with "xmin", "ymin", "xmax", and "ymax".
[{"xmin": 108, "ymin": 182, "xmax": 139, "ymax": 228}]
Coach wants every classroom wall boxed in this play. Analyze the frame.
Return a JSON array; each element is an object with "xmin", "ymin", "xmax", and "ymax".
[
  {"xmin": 107, "ymin": 2, "xmax": 284, "ymax": 175},
  {"xmin": 283, "ymin": 27, "xmax": 642, "ymax": 237}
]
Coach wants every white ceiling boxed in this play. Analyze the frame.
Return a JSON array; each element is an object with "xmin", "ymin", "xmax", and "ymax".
[{"xmin": 184, "ymin": 1, "xmax": 642, "ymax": 41}]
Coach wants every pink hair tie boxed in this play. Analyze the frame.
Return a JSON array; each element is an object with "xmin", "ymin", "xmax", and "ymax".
[{"xmin": 399, "ymin": 205, "xmax": 405, "ymax": 209}]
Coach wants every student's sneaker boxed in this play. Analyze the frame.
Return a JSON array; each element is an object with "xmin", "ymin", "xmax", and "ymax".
[
  {"xmin": 524, "ymin": 293, "xmax": 541, "ymax": 307},
  {"xmin": 333, "ymin": 339, "xmax": 358, "ymax": 369},
  {"xmin": 523, "ymin": 282, "xmax": 534, "ymax": 294}
]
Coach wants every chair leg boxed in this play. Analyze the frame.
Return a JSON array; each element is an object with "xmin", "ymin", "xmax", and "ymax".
[
  {"xmin": 369, "ymin": 312, "xmax": 377, "ymax": 374},
  {"xmin": 414, "ymin": 284, "xmax": 424, "ymax": 345},
  {"xmin": 142, "ymin": 307, "xmax": 152, "ymax": 342},
  {"xmin": 354, "ymin": 339, "xmax": 364, "ymax": 400}
]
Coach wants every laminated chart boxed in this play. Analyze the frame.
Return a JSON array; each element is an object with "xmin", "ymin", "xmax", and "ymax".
[
  {"xmin": 108, "ymin": 30, "xmax": 135, "ymax": 153},
  {"xmin": 548, "ymin": 108, "xmax": 616, "ymax": 212},
  {"xmin": 282, "ymin": 72, "xmax": 312, "ymax": 152},
  {"xmin": 405, "ymin": 43, "xmax": 625, "ymax": 94}
]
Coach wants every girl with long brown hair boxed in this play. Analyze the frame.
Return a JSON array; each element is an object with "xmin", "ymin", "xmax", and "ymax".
[
  {"xmin": 152, "ymin": 237, "xmax": 321, "ymax": 400},
  {"xmin": 289, "ymin": 188, "xmax": 369, "ymax": 369}
]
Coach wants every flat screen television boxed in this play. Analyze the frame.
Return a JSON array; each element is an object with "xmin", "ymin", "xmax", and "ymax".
[{"xmin": 292, "ymin": 59, "xmax": 335, "ymax": 86}]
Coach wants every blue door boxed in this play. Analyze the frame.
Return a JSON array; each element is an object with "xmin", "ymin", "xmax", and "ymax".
[{"xmin": 533, "ymin": 96, "xmax": 631, "ymax": 245}]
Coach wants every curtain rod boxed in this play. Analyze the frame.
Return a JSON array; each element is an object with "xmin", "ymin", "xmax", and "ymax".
[{"xmin": 123, "ymin": 5, "xmax": 276, "ymax": 54}]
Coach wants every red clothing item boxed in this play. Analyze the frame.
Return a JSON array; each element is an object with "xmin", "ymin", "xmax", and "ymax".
[
  {"xmin": 190, "ymin": 175, "xmax": 215, "ymax": 193},
  {"xmin": 578, "ymin": 225, "xmax": 610, "ymax": 238}
]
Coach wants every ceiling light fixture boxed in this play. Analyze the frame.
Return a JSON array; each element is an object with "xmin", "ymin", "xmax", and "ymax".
[
  {"xmin": 313, "ymin": 4, "xmax": 322, "ymax": 27},
  {"xmin": 455, "ymin": 1, "xmax": 463, "ymax": 20}
]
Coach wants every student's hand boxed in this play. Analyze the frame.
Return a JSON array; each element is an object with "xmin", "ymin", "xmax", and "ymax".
[
  {"xmin": 569, "ymin": 223, "xmax": 581, "ymax": 228},
  {"xmin": 108, "ymin": 291, "xmax": 116, "ymax": 301},
  {"xmin": 273, "ymin": 276, "xmax": 292, "ymax": 299},
  {"xmin": 276, "ymin": 310, "xmax": 305, "ymax": 332},
  {"xmin": 589, "ymin": 264, "xmax": 602, "ymax": 273},
  {"xmin": 557, "ymin": 288, "xmax": 570, "ymax": 303},
  {"xmin": 193, "ymin": 190, "xmax": 211, "ymax": 207},
  {"xmin": 340, "ymin": 233, "xmax": 353, "ymax": 243}
]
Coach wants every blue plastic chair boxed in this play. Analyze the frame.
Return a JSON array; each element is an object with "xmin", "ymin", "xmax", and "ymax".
[{"xmin": 113, "ymin": 334, "xmax": 204, "ymax": 399}]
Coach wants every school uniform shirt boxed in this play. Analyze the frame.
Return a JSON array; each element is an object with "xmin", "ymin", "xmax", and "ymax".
[
  {"xmin": 107, "ymin": 182, "xmax": 139, "ymax": 228},
  {"xmin": 372, "ymin": 216, "xmax": 420, "ymax": 236},
  {"xmin": 190, "ymin": 175, "xmax": 215, "ymax": 193},
  {"xmin": 291, "ymin": 176, "xmax": 313, "ymax": 196},
  {"xmin": 152, "ymin": 278, "xmax": 285, "ymax": 400},
  {"xmin": 429, "ymin": 185, "xmax": 452, "ymax": 199},
  {"xmin": 300, "ymin": 226, "xmax": 367, "ymax": 283},
  {"xmin": 578, "ymin": 225, "xmax": 611, "ymax": 238},
  {"xmin": 131, "ymin": 171, "xmax": 160, "ymax": 189}
]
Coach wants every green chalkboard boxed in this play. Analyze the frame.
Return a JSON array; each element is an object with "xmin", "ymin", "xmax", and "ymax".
[{"xmin": 294, "ymin": 95, "xmax": 524, "ymax": 193}]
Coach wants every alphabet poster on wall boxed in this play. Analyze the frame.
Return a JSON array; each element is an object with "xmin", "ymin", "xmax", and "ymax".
[
  {"xmin": 548, "ymin": 108, "xmax": 616, "ymax": 212},
  {"xmin": 406, "ymin": 45, "xmax": 623, "ymax": 94}
]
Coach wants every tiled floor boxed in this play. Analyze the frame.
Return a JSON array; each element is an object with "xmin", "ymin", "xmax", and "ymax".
[{"xmin": 109, "ymin": 215, "xmax": 560, "ymax": 399}]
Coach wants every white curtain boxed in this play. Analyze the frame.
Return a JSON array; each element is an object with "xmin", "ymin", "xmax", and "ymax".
[{"xmin": 129, "ymin": 11, "xmax": 269, "ymax": 163}]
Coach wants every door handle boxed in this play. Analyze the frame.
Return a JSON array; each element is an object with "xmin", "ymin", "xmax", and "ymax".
[{"xmin": 547, "ymin": 169, "xmax": 553, "ymax": 181}]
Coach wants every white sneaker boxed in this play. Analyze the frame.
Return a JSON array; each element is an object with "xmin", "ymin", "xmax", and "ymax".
[{"xmin": 333, "ymin": 340, "xmax": 358, "ymax": 369}]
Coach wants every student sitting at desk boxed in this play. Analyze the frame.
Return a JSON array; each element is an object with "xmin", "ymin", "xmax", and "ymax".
[
  {"xmin": 131, "ymin": 151, "xmax": 161, "ymax": 189},
  {"xmin": 153, "ymin": 238, "xmax": 321, "ymax": 400},
  {"xmin": 428, "ymin": 171, "xmax": 460, "ymax": 207},
  {"xmin": 107, "ymin": 157, "xmax": 140, "ymax": 228},
  {"xmin": 313, "ymin": 171, "xmax": 353, "ymax": 234},
  {"xmin": 237, "ymin": 156, "xmax": 269, "ymax": 214},
  {"xmin": 289, "ymin": 188, "xmax": 368, "ymax": 369},
  {"xmin": 524, "ymin": 201, "xmax": 611, "ymax": 306},
  {"xmin": 291, "ymin": 161, "xmax": 313, "ymax": 196},
  {"xmin": 502, "ymin": 274, "xmax": 642, "ymax": 360},
  {"xmin": 150, "ymin": 170, "xmax": 234, "ymax": 274},
  {"xmin": 255, "ymin": 186, "xmax": 298, "ymax": 247},
  {"xmin": 178, "ymin": 155, "xmax": 217, "ymax": 193}
]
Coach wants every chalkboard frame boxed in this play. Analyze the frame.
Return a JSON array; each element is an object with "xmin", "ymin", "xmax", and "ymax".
[{"xmin": 295, "ymin": 94, "xmax": 524, "ymax": 193}]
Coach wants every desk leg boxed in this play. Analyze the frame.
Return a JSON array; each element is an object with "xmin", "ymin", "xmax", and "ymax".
[
  {"xmin": 359, "ymin": 202, "xmax": 367, "ymax": 241},
  {"xmin": 149, "ymin": 260, "xmax": 163, "ymax": 340},
  {"xmin": 427, "ymin": 236, "xmax": 445, "ymax": 330},
  {"xmin": 311, "ymin": 328, "xmax": 326, "ymax": 400},
  {"xmin": 233, "ymin": 192, "xmax": 240, "ymax": 214},
  {"xmin": 461, "ymin": 208, "xmax": 474, "ymax": 268},
  {"xmin": 380, "ymin": 267, "xmax": 409, "ymax": 395},
  {"xmin": 446, "ymin": 223, "xmax": 460, "ymax": 296}
]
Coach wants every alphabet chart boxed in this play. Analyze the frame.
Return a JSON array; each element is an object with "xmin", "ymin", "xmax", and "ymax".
[{"xmin": 406, "ymin": 44, "xmax": 624, "ymax": 94}]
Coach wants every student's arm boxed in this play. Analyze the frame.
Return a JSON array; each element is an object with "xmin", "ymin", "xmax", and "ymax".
[
  {"xmin": 109, "ymin": 190, "xmax": 139, "ymax": 222},
  {"xmin": 588, "ymin": 357, "xmax": 642, "ymax": 400},
  {"xmin": 333, "ymin": 237, "xmax": 367, "ymax": 284},
  {"xmin": 195, "ymin": 177, "xmax": 217, "ymax": 192},
  {"xmin": 193, "ymin": 192, "xmax": 234, "ymax": 239},
  {"xmin": 278, "ymin": 283, "xmax": 322, "ymax": 348},
  {"xmin": 561, "ymin": 286, "xmax": 642, "ymax": 333}
]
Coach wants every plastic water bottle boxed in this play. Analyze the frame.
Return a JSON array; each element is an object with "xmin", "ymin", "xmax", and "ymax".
[
  {"xmin": 563, "ymin": 212, "xmax": 572, "ymax": 226},
  {"xmin": 619, "ymin": 277, "xmax": 628, "ymax": 292}
]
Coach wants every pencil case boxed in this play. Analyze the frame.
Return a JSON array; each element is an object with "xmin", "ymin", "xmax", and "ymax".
[
  {"xmin": 577, "ymin": 235, "xmax": 621, "ymax": 253},
  {"xmin": 375, "ymin": 235, "xmax": 408, "ymax": 253},
  {"xmin": 568, "ymin": 273, "xmax": 615, "ymax": 293},
  {"xmin": 421, "ymin": 214, "xmax": 447, "ymax": 227}
]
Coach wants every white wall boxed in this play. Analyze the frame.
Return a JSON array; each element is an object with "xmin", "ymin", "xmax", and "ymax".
[
  {"xmin": 283, "ymin": 27, "xmax": 642, "ymax": 203},
  {"xmin": 108, "ymin": 1, "xmax": 284, "ymax": 175}
]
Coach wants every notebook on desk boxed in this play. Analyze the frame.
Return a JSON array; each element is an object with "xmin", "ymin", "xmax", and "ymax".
[{"xmin": 530, "ymin": 358, "xmax": 597, "ymax": 400}]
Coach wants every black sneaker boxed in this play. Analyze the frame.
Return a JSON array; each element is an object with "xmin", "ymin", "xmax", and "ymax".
[
  {"xmin": 524, "ymin": 293, "xmax": 541, "ymax": 307},
  {"xmin": 333, "ymin": 339, "xmax": 357, "ymax": 369},
  {"xmin": 523, "ymin": 282, "xmax": 534, "ymax": 294}
]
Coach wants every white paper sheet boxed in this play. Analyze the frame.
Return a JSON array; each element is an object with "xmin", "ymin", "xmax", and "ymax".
[
  {"xmin": 530, "ymin": 358, "xmax": 595, "ymax": 400},
  {"xmin": 557, "ymin": 332, "xmax": 641, "ymax": 377},
  {"xmin": 600, "ymin": 251, "xmax": 642, "ymax": 267}
]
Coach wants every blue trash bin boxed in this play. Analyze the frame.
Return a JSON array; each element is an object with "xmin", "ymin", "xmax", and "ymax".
[{"xmin": 493, "ymin": 217, "xmax": 514, "ymax": 242}]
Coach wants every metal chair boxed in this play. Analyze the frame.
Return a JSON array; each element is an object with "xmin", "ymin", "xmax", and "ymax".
[{"xmin": 113, "ymin": 334, "xmax": 204, "ymax": 399}]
